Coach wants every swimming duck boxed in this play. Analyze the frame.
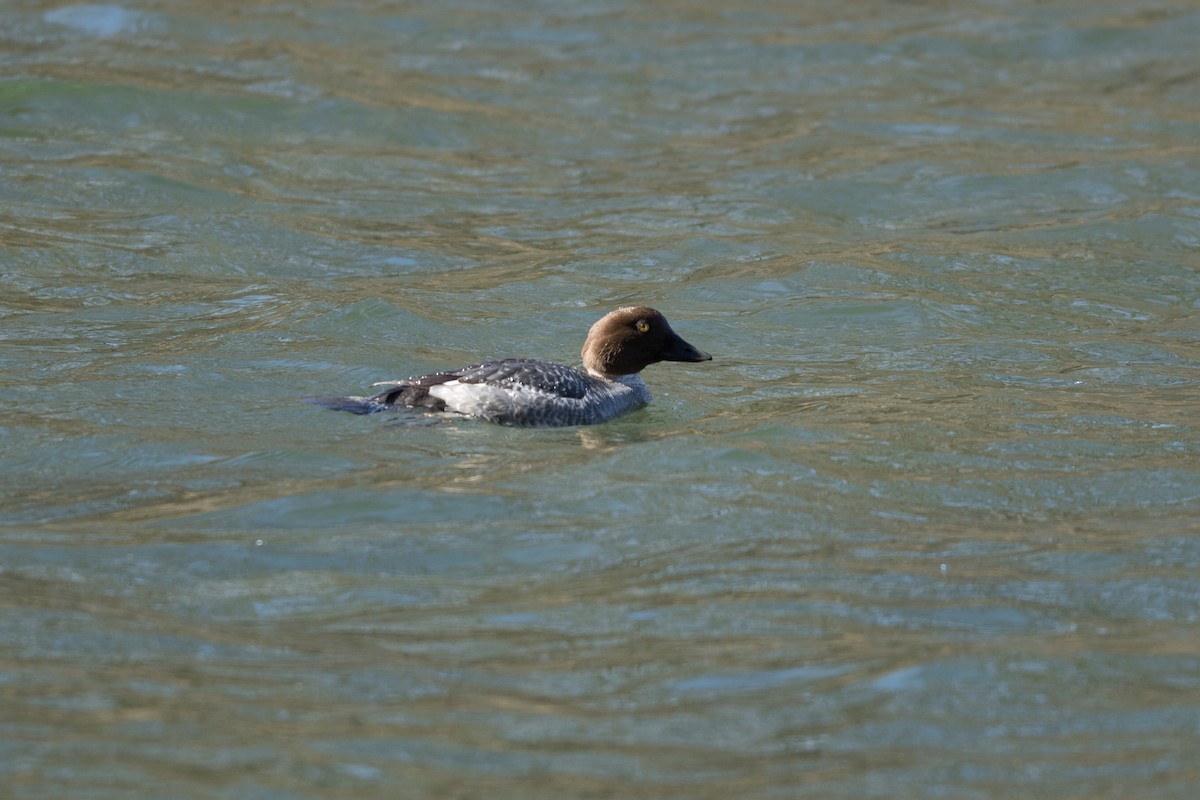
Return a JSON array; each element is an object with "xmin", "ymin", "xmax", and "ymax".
[{"xmin": 309, "ymin": 306, "xmax": 711, "ymax": 427}]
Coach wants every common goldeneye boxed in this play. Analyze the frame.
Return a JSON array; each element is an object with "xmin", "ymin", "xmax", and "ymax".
[{"xmin": 309, "ymin": 306, "xmax": 711, "ymax": 427}]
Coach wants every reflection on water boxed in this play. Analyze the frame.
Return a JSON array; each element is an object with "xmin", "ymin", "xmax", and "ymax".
[{"xmin": 3, "ymin": 0, "xmax": 1200, "ymax": 797}]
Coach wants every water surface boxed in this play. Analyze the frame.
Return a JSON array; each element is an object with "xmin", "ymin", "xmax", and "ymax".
[{"xmin": 3, "ymin": 1, "xmax": 1200, "ymax": 798}]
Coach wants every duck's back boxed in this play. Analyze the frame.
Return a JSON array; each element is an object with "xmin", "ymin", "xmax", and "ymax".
[{"xmin": 371, "ymin": 358, "xmax": 650, "ymax": 427}]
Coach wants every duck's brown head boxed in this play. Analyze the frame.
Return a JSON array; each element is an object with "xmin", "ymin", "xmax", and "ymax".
[{"xmin": 581, "ymin": 306, "xmax": 711, "ymax": 379}]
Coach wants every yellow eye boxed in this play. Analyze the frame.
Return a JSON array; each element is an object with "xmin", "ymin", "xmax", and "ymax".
[{"xmin": 635, "ymin": 320, "xmax": 650, "ymax": 333}]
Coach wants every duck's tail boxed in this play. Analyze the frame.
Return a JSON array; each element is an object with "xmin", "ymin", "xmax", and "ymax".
[
  {"xmin": 306, "ymin": 381, "xmax": 449, "ymax": 415},
  {"xmin": 303, "ymin": 395, "xmax": 382, "ymax": 415}
]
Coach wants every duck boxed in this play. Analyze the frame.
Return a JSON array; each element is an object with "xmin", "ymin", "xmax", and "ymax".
[{"xmin": 308, "ymin": 306, "xmax": 711, "ymax": 426}]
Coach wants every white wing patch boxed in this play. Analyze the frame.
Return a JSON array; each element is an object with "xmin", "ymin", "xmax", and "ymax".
[{"xmin": 428, "ymin": 380, "xmax": 544, "ymax": 420}]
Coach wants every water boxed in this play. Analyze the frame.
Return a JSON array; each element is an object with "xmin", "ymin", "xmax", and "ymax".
[{"xmin": 3, "ymin": 1, "xmax": 1200, "ymax": 797}]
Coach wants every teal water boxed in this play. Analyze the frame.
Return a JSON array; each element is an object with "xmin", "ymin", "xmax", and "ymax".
[{"xmin": 3, "ymin": 1, "xmax": 1200, "ymax": 797}]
